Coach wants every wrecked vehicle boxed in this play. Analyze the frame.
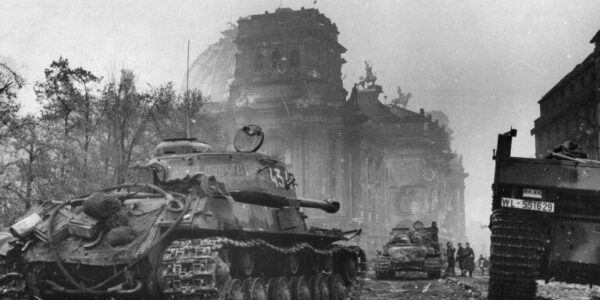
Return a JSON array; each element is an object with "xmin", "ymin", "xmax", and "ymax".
[
  {"xmin": 0, "ymin": 125, "xmax": 366, "ymax": 300},
  {"xmin": 490, "ymin": 129, "xmax": 600, "ymax": 300},
  {"xmin": 374, "ymin": 221, "xmax": 442, "ymax": 279}
]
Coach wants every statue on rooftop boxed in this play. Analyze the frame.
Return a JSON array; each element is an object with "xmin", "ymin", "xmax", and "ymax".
[
  {"xmin": 359, "ymin": 61, "xmax": 377, "ymax": 88},
  {"xmin": 391, "ymin": 86, "xmax": 412, "ymax": 108}
]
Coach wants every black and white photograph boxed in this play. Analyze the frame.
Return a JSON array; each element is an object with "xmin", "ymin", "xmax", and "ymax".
[{"xmin": 1, "ymin": 1, "xmax": 600, "ymax": 299}]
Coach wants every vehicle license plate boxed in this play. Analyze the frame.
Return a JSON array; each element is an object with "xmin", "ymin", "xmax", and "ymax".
[{"xmin": 501, "ymin": 197, "xmax": 554, "ymax": 213}]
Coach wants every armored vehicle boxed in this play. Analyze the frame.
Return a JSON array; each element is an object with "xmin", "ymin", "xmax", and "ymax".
[
  {"xmin": 374, "ymin": 221, "xmax": 442, "ymax": 279},
  {"xmin": 490, "ymin": 129, "xmax": 600, "ymax": 299},
  {"xmin": 0, "ymin": 125, "xmax": 366, "ymax": 300}
]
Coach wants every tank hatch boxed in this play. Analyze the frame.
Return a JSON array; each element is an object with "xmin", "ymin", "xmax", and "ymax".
[{"xmin": 233, "ymin": 125, "xmax": 264, "ymax": 153}]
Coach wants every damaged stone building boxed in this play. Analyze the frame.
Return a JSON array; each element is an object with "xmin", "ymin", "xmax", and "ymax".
[
  {"xmin": 532, "ymin": 29, "xmax": 600, "ymax": 158},
  {"xmin": 189, "ymin": 7, "xmax": 467, "ymax": 251}
]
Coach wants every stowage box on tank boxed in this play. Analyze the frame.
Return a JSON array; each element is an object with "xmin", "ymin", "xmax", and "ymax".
[{"xmin": 0, "ymin": 125, "xmax": 366, "ymax": 300}]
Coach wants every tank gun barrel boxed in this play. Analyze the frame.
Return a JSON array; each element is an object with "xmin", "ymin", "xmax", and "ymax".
[
  {"xmin": 230, "ymin": 192, "xmax": 340, "ymax": 213},
  {"xmin": 290, "ymin": 197, "xmax": 340, "ymax": 214}
]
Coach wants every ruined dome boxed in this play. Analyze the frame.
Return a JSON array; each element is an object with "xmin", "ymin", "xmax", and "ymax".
[{"xmin": 187, "ymin": 25, "xmax": 237, "ymax": 103}]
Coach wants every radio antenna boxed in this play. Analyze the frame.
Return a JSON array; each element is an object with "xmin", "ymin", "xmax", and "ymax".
[{"xmin": 185, "ymin": 40, "xmax": 190, "ymax": 138}]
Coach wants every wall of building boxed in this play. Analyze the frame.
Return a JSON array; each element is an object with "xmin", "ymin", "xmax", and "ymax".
[{"xmin": 533, "ymin": 30, "xmax": 600, "ymax": 158}]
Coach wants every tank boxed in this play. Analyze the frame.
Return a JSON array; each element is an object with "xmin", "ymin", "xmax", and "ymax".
[
  {"xmin": 374, "ymin": 221, "xmax": 442, "ymax": 280},
  {"xmin": 489, "ymin": 129, "xmax": 600, "ymax": 300},
  {"xmin": 0, "ymin": 125, "xmax": 366, "ymax": 300}
]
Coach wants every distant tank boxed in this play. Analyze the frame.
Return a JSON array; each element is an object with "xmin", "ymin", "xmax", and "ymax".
[
  {"xmin": 374, "ymin": 221, "xmax": 442, "ymax": 280},
  {"xmin": 0, "ymin": 125, "xmax": 366, "ymax": 300}
]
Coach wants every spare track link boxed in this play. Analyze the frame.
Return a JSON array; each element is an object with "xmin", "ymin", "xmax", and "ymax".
[
  {"xmin": 488, "ymin": 212, "xmax": 543, "ymax": 300},
  {"xmin": 159, "ymin": 237, "xmax": 365, "ymax": 300}
]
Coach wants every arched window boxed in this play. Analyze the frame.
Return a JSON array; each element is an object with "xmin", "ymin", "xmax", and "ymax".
[
  {"xmin": 290, "ymin": 49, "xmax": 300, "ymax": 69},
  {"xmin": 271, "ymin": 50, "xmax": 281, "ymax": 71},
  {"xmin": 254, "ymin": 53, "xmax": 263, "ymax": 71}
]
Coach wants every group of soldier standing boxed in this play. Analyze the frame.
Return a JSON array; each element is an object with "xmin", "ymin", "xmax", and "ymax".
[{"xmin": 445, "ymin": 241, "xmax": 476, "ymax": 277}]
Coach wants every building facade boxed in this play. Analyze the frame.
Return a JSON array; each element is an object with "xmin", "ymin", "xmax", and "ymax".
[
  {"xmin": 193, "ymin": 8, "xmax": 467, "ymax": 252},
  {"xmin": 532, "ymin": 29, "xmax": 600, "ymax": 158},
  {"xmin": 341, "ymin": 83, "xmax": 467, "ymax": 250}
]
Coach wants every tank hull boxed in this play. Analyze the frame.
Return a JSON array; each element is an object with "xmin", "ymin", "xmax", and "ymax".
[
  {"xmin": 6, "ymin": 181, "xmax": 365, "ymax": 300},
  {"xmin": 375, "ymin": 226, "xmax": 442, "ymax": 280}
]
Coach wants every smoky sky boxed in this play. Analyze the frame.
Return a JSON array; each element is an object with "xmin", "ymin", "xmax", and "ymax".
[{"xmin": 2, "ymin": 0, "xmax": 600, "ymax": 238}]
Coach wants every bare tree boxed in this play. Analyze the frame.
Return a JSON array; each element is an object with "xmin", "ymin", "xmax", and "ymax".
[
  {"xmin": 71, "ymin": 66, "xmax": 101, "ymax": 191},
  {"xmin": 101, "ymin": 70, "xmax": 173, "ymax": 184},
  {"xmin": 35, "ymin": 57, "xmax": 80, "ymax": 139},
  {"xmin": 0, "ymin": 62, "xmax": 24, "ymax": 101},
  {"xmin": 34, "ymin": 57, "xmax": 101, "ymax": 194},
  {"xmin": 2, "ymin": 116, "xmax": 51, "ymax": 210},
  {"xmin": 154, "ymin": 89, "xmax": 225, "ymax": 146},
  {"xmin": 0, "ymin": 62, "xmax": 25, "ymax": 143},
  {"xmin": 0, "ymin": 58, "xmax": 224, "ymax": 215}
]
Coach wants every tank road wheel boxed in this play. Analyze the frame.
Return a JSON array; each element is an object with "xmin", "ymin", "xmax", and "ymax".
[
  {"xmin": 221, "ymin": 278, "xmax": 244, "ymax": 300},
  {"xmin": 266, "ymin": 278, "xmax": 276, "ymax": 299},
  {"xmin": 321, "ymin": 255, "xmax": 334, "ymax": 274},
  {"xmin": 488, "ymin": 212, "xmax": 543, "ymax": 300},
  {"xmin": 267, "ymin": 277, "xmax": 291, "ymax": 300},
  {"xmin": 238, "ymin": 251, "xmax": 255, "ymax": 277},
  {"xmin": 243, "ymin": 277, "xmax": 267, "ymax": 300},
  {"xmin": 340, "ymin": 254, "xmax": 359, "ymax": 285},
  {"xmin": 328, "ymin": 274, "xmax": 347, "ymax": 300},
  {"xmin": 307, "ymin": 276, "xmax": 317, "ymax": 299},
  {"xmin": 287, "ymin": 255, "xmax": 301, "ymax": 275},
  {"xmin": 311, "ymin": 274, "xmax": 330, "ymax": 300},
  {"xmin": 289, "ymin": 276, "xmax": 311, "ymax": 300}
]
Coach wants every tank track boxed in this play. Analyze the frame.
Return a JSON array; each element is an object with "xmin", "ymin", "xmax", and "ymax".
[
  {"xmin": 0, "ymin": 256, "xmax": 26, "ymax": 300},
  {"xmin": 0, "ymin": 271, "xmax": 25, "ymax": 299},
  {"xmin": 488, "ymin": 212, "xmax": 543, "ymax": 300},
  {"xmin": 158, "ymin": 237, "xmax": 365, "ymax": 300}
]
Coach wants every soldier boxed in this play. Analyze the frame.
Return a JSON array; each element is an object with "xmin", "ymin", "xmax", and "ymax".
[
  {"xmin": 446, "ymin": 242, "xmax": 456, "ymax": 276},
  {"xmin": 478, "ymin": 254, "xmax": 489, "ymax": 276},
  {"xmin": 430, "ymin": 221, "xmax": 438, "ymax": 236},
  {"xmin": 456, "ymin": 243, "xmax": 465, "ymax": 276},
  {"xmin": 429, "ymin": 221, "xmax": 440, "ymax": 253},
  {"xmin": 464, "ymin": 242, "xmax": 475, "ymax": 277}
]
